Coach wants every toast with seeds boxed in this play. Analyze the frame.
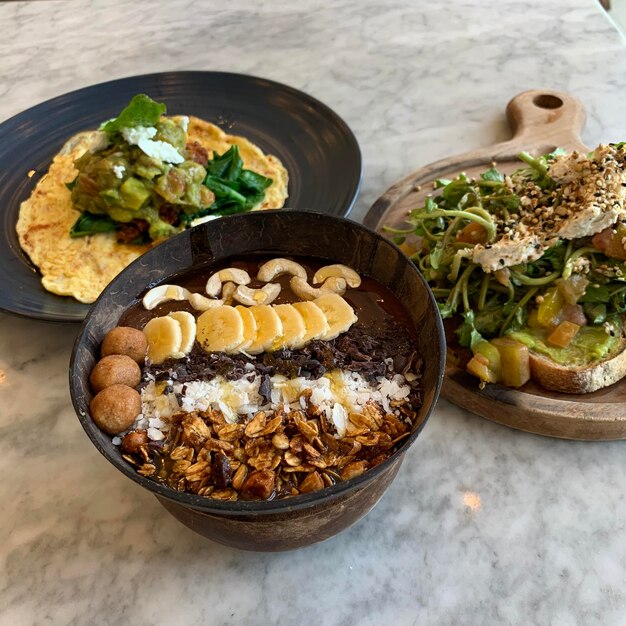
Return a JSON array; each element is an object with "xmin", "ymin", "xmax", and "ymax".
[{"xmin": 526, "ymin": 338, "xmax": 626, "ymax": 394}]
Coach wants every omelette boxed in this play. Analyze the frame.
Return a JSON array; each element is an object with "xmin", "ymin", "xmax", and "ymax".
[{"xmin": 16, "ymin": 105, "xmax": 289, "ymax": 304}]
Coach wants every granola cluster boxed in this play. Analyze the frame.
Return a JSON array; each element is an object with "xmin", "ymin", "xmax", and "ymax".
[{"xmin": 120, "ymin": 392, "xmax": 417, "ymax": 501}]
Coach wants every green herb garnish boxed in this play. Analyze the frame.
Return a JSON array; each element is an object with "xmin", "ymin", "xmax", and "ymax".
[{"xmin": 100, "ymin": 94, "xmax": 167, "ymax": 134}]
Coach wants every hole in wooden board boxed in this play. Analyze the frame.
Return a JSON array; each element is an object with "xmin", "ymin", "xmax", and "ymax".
[{"xmin": 533, "ymin": 94, "xmax": 563, "ymax": 109}]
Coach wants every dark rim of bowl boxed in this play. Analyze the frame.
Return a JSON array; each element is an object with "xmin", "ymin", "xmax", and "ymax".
[{"xmin": 69, "ymin": 209, "xmax": 445, "ymax": 515}]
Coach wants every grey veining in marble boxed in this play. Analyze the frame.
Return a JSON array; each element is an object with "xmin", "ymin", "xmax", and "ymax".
[{"xmin": 1, "ymin": 1, "xmax": 626, "ymax": 624}]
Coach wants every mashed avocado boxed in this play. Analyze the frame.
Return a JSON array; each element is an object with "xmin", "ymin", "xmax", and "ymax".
[
  {"xmin": 71, "ymin": 117, "xmax": 214, "ymax": 242},
  {"xmin": 507, "ymin": 324, "xmax": 622, "ymax": 366},
  {"xmin": 68, "ymin": 95, "xmax": 276, "ymax": 245}
]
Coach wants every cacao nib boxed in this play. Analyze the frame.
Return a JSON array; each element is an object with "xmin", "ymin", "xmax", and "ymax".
[{"xmin": 146, "ymin": 319, "xmax": 417, "ymax": 385}]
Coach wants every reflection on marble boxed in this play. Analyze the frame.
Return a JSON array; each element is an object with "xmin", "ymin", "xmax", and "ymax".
[{"xmin": 1, "ymin": 0, "xmax": 626, "ymax": 624}]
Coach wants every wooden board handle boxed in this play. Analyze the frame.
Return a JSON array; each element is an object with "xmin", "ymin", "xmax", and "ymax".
[
  {"xmin": 501, "ymin": 89, "xmax": 588, "ymax": 156},
  {"xmin": 363, "ymin": 89, "xmax": 589, "ymax": 230}
]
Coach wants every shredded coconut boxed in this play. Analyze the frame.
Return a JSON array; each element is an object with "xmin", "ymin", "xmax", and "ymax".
[{"xmin": 132, "ymin": 368, "xmax": 416, "ymax": 443}]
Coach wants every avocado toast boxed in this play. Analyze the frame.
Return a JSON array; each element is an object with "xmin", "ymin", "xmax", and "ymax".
[{"xmin": 389, "ymin": 143, "xmax": 626, "ymax": 393}]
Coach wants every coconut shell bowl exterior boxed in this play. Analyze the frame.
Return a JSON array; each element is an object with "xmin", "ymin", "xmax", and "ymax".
[{"xmin": 69, "ymin": 210, "xmax": 445, "ymax": 551}]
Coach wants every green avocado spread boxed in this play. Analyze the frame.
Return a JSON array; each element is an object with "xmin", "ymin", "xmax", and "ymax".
[{"xmin": 507, "ymin": 324, "xmax": 622, "ymax": 366}]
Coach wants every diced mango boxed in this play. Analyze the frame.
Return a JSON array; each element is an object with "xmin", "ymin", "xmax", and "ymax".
[
  {"xmin": 456, "ymin": 222, "xmax": 488, "ymax": 244},
  {"xmin": 491, "ymin": 337, "xmax": 531, "ymax": 388},
  {"xmin": 473, "ymin": 340, "xmax": 502, "ymax": 380},
  {"xmin": 547, "ymin": 321, "xmax": 581, "ymax": 348},
  {"xmin": 527, "ymin": 308, "xmax": 541, "ymax": 329},
  {"xmin": 537, "ymin": 287, "xmax": 564, "ymax": 328},
  {"xmin": 467, "ymin": 355, "xmax": 498, "ymax": 384}
]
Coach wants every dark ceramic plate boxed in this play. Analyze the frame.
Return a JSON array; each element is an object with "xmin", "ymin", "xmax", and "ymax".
[
  {"xmin": 0, "ymin": 71, "xmax": 362, "ymax": 322},
  {"xmin": 69, "ymin": 210, "xmax": 445, "ymax": 551}
]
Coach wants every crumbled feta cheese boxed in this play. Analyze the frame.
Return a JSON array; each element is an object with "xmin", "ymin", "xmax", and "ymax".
[
  {"xmin": 179, "ymin": 115, "xmax": 189, "ymax": 132},
  {"xmin": 121, "ymin": 125, "xmax": 184, "ymax": 164},
  {"xmin": 112, "ymin": 164, "xmax": 125, "ymax": 179},
  {"xmin": 190, "ymin": 214, "xmax": 220, "ymax": 228}
]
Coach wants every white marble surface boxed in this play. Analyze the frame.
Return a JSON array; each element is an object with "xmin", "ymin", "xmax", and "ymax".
[{"xmin": 1, "ymin": 1, "xmax": 626, "ymax": 624}]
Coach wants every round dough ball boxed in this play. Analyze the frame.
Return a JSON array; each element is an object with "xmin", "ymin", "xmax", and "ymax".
[
  {"xmin": 90, "ymin": 384, "xmax": 141, "ymax": 435},
  {"xmin": 101, "ymin": 326, "xmax": 147, "ymax": 363},
  {"xmin": 89, "ymin": 354, "xmax": 141, "ymax": 393}
]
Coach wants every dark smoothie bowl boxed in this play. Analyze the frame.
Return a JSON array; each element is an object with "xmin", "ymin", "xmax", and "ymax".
[{"xmin": 69, "ymin": 210, "xmax": 445, "ymax": 551}]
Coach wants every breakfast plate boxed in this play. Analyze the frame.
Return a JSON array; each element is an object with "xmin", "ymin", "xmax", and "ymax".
[
  {"xmin": 0, "ymin": 71, "xmax": 362, "ymax": 322},
  {"xmin": 364, "ymin": 89, "xmax": 626, "ymax": 441}
]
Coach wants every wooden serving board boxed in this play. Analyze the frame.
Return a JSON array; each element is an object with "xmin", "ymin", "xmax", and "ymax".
[{"xmin": 364, "ymin": 89, "xmax": 626, "ymax": 441}]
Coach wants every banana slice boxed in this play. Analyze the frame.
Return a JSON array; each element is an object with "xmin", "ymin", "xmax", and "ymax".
[
  {"xmin": 167, "ymin": 311, "xmax": 197, "ymax": 355},
  {"xmin": 272, "ymin": 304, "xmax": 306, "ymax": 350},
  {"xmin": 196, "ymin": 305, "xmax": 244, "ymax": 353},
  {"xmin": 235, "ymin": 305, "xmax": 258, "ymax": 353},
  {"xmin": 292, "ymin": 301, "xmax": 330, "ymax": 344},
  {"xmin": 143, "ymin": 316, "xmax": 184, "ymax": 364},
  {"xmin": 247, "ymin": 305, "xmax": 283, "ymax": 355},
  {"xmin": 313, "ymin": 294, "xmax": 358, "ymax": 340}
]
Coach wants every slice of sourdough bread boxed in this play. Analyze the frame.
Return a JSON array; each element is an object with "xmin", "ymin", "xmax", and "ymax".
[{"xmin": 528, "ymin": 341, "xmax": 626, "ymax": 394}]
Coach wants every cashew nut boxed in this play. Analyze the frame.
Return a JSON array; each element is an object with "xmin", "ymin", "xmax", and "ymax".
[
  {"xmin": 143, "ymin": 284, "xmax": 192, "ymax": 310},
  {"xmin": 188, "ymin": 293, "xmax": 224, "ymax": 311},
  {"xmin": 233, "ymin": 283, "xmax": 281, "ymax": 306},
  {"xmin": 221, "ymin": 281, "xmax": 237, "ymax": 305},
  {"xmin": 257, "ymin": 258, "xmax": 307, "ymax": 282},
  {"xmin": 290, "ymin": 276, "xmax": 347, "ymax": 301},
  {"xmin": 205, "ymin": 268, "xmax": 251, "ymax": 297},
  {"xmin": 313, "ymin": 264, "xmax": 361, "ymax": 288}
]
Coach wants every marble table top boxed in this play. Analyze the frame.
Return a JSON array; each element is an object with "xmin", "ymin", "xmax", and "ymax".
[{"xmin": 1, "ymin": 1, "xmax": 625, "ymax": 624}]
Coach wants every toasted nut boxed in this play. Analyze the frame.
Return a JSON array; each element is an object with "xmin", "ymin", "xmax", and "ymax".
[
  {"xmin": 272, "ymin": 433, "xmax": 290, "ymax": 450},
  {"xmin": 189, "ymin": 293, "xmax": 223, "ymax": 311},
  {"xmin": 299, "ymin": 471, "xmax": 324, "ymax": 494},
  {"xmin": 245, "ymin": 412, "xmax": 267, "ymax": 437},
  {"xmin": 313, "ymin": 264, "xmax": 361, "ymax": 288},
  {"xmin": 121, "ymin": 430, "xmax": 148, "ymax": 454},
  {"xmin": 232, "ymin": 464, "xmax": 249, "ymax": 490},
  {"xmin": 138, "ymin": 463, "xmax": 156, "ymax": 477},
  {"xmin": 257, "ymin": 258, "xmax": 307, "ymax": 282},
  {"xmin": 233, "ymin": 283, "xmax": 281, "ymax": 306},
  {"xmin": 284, "ymin": 450, "xmax": 302, "ymax": 466},
  {"xmin": 290, "ymin": 276, "xmax": 347, "ymax": 301},
  {"xmin": 142, "ymin": 284, "xmax": 191, "ymax": 310},
  {"xmin": 340, "ymin": 460, "xmax": 368, "ymax": 481},
  {"xmin": 241, "ymin": 469, "xmax": 276, "ymax": 500},
  {"xmin": 205, "ymin": 268, "xmax": 251, "ymax": 297}
]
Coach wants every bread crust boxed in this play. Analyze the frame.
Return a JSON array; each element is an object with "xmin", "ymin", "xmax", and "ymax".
[{"xmin": 529, "ymin": 343, "xmax": 626, "ymax": 393}]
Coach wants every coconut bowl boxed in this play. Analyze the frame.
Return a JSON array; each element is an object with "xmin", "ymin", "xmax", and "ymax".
[{"xmin": 69, "ymin": 210, "xmax": 444, "ymax": 551}]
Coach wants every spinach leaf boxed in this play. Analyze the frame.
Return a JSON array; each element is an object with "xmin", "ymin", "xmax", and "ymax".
[
  {"xmin": 481, "ymin": 167, "xmax": 504, "ymax": 183},
  {"xmin": 583, "ymin": 302, "xmax": 607, "ymax": 324},
  {"xmin": 473, "ymin": 306, "xmax": 506, "ymax": 336},
  {"xmin": 65, "ymin": 176, "xmax": 78, "ymax": 191},
  {"xmin": 70, "ymin": 213, "xmax": 118, "ymax": 237},
  {"xmin": 238, "ymin": 169, "xmax": 272, "ymax": 193},
  {"xmin": 579, "ymin": 284, "xmax": 611, "ymax": 303},
  {"xmin": 207, "ymin": 145, "xmax": 243, "ymax": 181},
  {"xmin": 202, "ymin": 145, "xmax": 273, "ymax": 215},
  {"xmin": 101, "ymin": 94, "xmax": 166, "ymax": 134},
  {"xmin": 456, "ymin": 311, "xmax": 484, "ymax": 350},
  {"xmin": 204, "ymin": 176, "xmax": 248, "ymax": 204}
]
